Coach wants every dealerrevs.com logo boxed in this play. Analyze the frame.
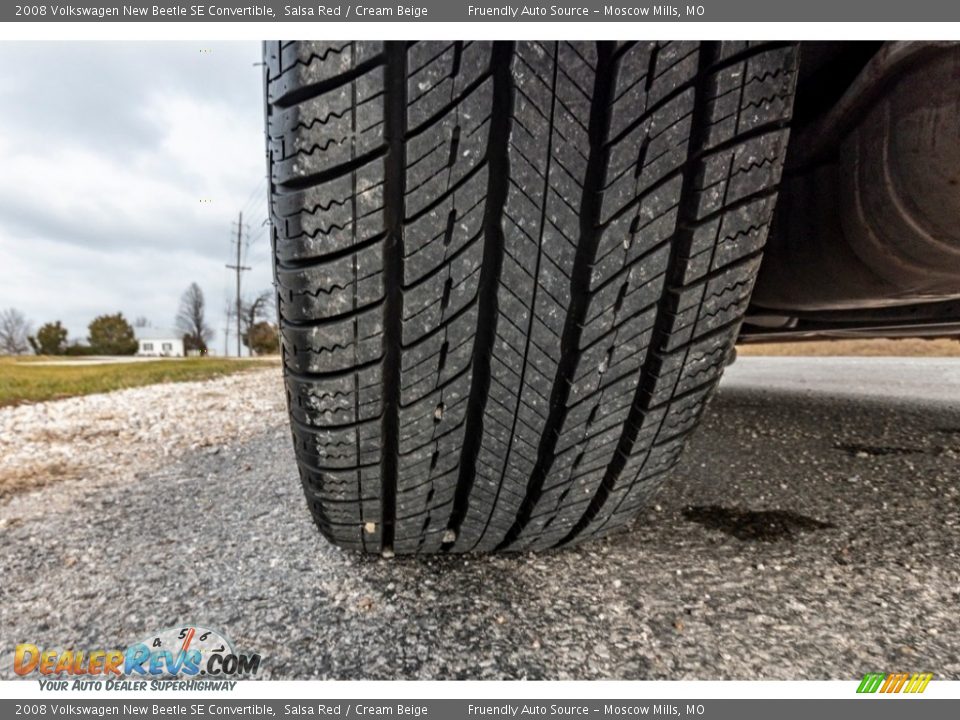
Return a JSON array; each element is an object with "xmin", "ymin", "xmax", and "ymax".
[{"xmin": 14, "ymin": 625, "xmax": 261, "ymax": 688}]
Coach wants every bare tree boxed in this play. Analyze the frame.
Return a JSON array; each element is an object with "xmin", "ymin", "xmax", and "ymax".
[
  {"xmin": 0, "ymin": 308, "xmax": 32, "ymax": 355},
  {"xmin": 133, "ymin": 316, "xmax": 150, "ymax": 328},
  {"xmin": 176, "ymin": 283, "xmax": 213, "ymax": 352},
  {"xmin": 241, "ymin": 289, "xmax": 274, "ymax": 347}
]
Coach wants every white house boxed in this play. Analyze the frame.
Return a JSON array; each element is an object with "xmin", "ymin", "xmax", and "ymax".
[{"xmin": 135, "ymin": 328, "xmax": 184, "ymax": 357}]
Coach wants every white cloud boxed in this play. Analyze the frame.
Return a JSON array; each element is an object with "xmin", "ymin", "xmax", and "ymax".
[{"xmin": 0, "ymin": 42, "xmax": 274, "ymax": 348}]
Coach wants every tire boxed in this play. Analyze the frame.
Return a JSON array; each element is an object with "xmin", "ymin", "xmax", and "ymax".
[{"xmin": 265, "ymin": 41, "xmax": 799, "ymax": 556}]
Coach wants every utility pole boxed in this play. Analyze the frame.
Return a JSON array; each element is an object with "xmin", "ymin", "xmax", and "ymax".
[{"xmin": 226, "ymin": 211, "xmax": 251, "ymax": 357}]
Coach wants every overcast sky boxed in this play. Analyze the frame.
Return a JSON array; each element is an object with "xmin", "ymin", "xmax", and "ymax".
[{"xmin": 0, "ymin": 42, "xmax": 273, "ymax": 354}]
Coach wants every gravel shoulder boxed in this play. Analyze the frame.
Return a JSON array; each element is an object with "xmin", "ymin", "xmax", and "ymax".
[
  {"xmin": 0, "ymin": 368, "xmax": 285, "ymax": 497},
  {"xmin": 1, "ymin": 358, "xmax": 958, "ymax": 680}
]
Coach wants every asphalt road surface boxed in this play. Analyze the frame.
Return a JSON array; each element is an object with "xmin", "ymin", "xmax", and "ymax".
[{"xmin": 1, "ymin": 357, "xmax": 958, "ymax": 680}]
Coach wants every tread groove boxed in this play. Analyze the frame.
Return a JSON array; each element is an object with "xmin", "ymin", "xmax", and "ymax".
[
  {"xmin": 380, "ymin": 42, "xmax": 407, "ymax": 554},
  {"xmin": 443, "ymin": 41, "xmax": 517, "ymax": 548}
]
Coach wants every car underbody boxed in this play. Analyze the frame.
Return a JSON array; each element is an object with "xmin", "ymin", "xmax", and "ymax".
[{"xmin": 741, "ymin": 41, "xmax": 960, "ymax": 342}]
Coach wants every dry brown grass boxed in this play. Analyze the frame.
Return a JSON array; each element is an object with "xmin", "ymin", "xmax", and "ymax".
[
  {"xmin": 738, "ymin": 337, "xmax": 960, "ymax": 357},
  {"xmin": 0, "ymin": 460, "xmax": 86, "ymax": 498}
]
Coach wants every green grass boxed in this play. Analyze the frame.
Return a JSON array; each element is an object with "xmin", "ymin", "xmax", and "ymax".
[{"xmin": 0, "ymin": 356, "xmax": 277, "ymax": 407}]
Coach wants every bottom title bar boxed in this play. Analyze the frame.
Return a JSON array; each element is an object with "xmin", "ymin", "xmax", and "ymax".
[{"xmin": 2, "ymin": 699, "xmax": 956, "ymax": 720}]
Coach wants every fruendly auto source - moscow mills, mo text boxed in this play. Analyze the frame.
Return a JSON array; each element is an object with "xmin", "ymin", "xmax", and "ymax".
[{"xmin": 16, "ymin": 3, "xmax": 705, "ymax": 19}]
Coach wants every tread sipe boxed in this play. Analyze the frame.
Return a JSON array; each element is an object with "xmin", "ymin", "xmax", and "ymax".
[{"xmin": 265, "ymin": 41, "xmax": 799, "ymax": 555}]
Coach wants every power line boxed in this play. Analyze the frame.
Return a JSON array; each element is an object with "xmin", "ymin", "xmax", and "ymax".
[
  {"xmin": 246, "ymin": 223, "xmax": 270, "ymax": 252},
  {"xmin": 239, "ymin": 175, "xmax": 268, "ymax": 220},
  {"xmin": 242, "ymin": 224, "xmax": 252, "ymax": 267}
]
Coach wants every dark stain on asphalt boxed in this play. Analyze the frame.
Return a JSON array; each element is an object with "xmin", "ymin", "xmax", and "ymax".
[
  {"xmin": 682, "ymin": 505, "xmax": 835, "ymax": 542},
  {"xmin": 834, "ymin": 442, "xmax": 928, "ymax": 457}
]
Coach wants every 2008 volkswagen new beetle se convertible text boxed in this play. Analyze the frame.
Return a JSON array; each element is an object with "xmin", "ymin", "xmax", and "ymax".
[{"xmin": 263, "ymin": 41, "xmax": 960, "ymax": 556}]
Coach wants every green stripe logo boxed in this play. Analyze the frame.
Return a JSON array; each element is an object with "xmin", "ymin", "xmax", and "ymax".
[
  {"xmin": 857, "ymin": 673, "xmax": 886, "ymax": 693},
  {"xmin": 857, "ymin": 672, "xmax": 932, "ymax": 694}
]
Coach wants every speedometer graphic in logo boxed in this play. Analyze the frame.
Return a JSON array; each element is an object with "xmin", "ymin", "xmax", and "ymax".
[{"xmin": 130, "ymin": 624, "xmax": 234, "ymax": 677}]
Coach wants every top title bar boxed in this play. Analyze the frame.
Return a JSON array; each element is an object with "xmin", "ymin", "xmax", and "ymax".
[{"xmin": 6, "ymin": 0, "xmax": 960, "ymax": 22}]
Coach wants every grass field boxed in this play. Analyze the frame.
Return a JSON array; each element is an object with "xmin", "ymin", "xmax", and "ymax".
[
  {"xmin": 738, "ymin": 337, "xmax": 960, "ymax": 357},
  {"xmin": 0, "ymin": 356, "xmax": 278, "ymax": 407},
  {"xmin": 2, "ymin": 338, "xmax": 956, "ymax": 408}
]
